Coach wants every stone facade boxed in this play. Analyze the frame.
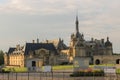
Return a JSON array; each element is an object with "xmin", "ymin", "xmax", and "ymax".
[
  {"xmin": 93, "ymin": 55, "xmax": 120, "ymax": 65},
  {"xmin": 4, "ymin": 16, "xmax": 120, "ymax": 70},
  {"xmin": 68, "ymin": 16, "xmax": 120, "ymax": 65},
  {"xmin": 4, "ymin": 39, "xmax": 68, "ymax": 71},
  {"xmin": 4, "ymin": 45, "xmax": 24, "ymax": 67}
]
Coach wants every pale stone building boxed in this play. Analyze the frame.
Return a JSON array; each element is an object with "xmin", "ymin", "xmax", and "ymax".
[
  {"xmin": 4, "ymin": 45, "xmax": 24, "ymax": 67},
  {"xmin": 43, "ymin": 38, "xmax": 69, "ymax": 64},
  {"xmin": 4, "ymin": 43, "xmax": 58, "ymax": 71},
  {"xmin": 68, "ymin": 16, "xmax": 120, "ymax": 65},
  {"xmin": 4, "ymin": 39, "xmax": 68, "ymax": 71},
  {"xmin": 4, "ymin": 16, "xmax": 120, "ymax": 71}
]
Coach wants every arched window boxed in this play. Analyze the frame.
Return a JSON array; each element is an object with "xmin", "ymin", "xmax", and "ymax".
[
  {"xmin": 95, "ymin": 59, "xmax": 100, "ymax": 65},
  {"xmin": 39, "ymin": 50, "xmax": 46, "ymax": 56}
]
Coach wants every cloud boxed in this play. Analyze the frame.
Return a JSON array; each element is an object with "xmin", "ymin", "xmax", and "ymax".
[
  {"xmin": 0, "ymin": 0, "xmax": 120, "ymax": 53},
  {"xmin": 0, "ymin": 0, "xmax": 34, "ymax": 14},
  {"xmin": 0, "ymin": 0, "xmax": 78, "ymax": 15},
  {"xmin": 0, "ymin": 0, "xmax": 120, "ymax": 16}
]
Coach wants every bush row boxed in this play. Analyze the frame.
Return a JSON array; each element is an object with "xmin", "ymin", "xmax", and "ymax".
[
  {"xmin": 70, "ymin": 69, "xmax": 104, "ymax": 77},
  {"xmin": 70, "ymin": 72, "xmax": 104, "ymax": 77}
]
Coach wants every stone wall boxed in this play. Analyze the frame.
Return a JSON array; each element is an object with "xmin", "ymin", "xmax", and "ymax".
[{"xmin": 93, "ymin": 55, "xmax": 120, "ymax": 65}]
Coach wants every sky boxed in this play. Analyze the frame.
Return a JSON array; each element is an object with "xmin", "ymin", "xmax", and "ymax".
[{"xmin": 0, "ymin": 0, "xmax": 120, "ymax": 53}]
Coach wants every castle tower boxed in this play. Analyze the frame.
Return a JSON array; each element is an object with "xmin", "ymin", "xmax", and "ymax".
[
  {"xmin": 69, "ymin": 16, "xmax": 86, "ymax": 58},
  {"xmin": 75, "ymin": 16, "xmax": 84, "ymax": 40},
  {"xmin": 105, "ymin": 37, "xmax": 113, "ymax": 55}
]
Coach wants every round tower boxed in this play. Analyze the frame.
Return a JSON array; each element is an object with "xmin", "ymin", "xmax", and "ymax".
[{"xmin": 105, "ymin": 37, "xmax": 113, "ymax": 55}]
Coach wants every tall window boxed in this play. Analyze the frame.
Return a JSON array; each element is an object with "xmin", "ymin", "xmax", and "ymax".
[
  {"xmin": 32, "ymin": 61, "xmax": 36, "ymax": 67},
  {"xmin": 116, "ymin": 59, "xmax": 120, "ymax": 64}
]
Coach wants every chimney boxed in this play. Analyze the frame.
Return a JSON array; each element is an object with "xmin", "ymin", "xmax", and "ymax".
[
  {"xmin": 32, "ymin": 40, "xmax": 35, "ymax": 43},
  {"xmin": 101, "ymin": 39, "xmax": 104, "ymax": 44},
  {"xmin": 37, "ymin": 38, "xmax": 39, "ymax": 43},
  {"xmin": 16, "ymin": 44, "xmax": 20, "ymax": 50},
  {"xmin": 91, "ymin": 38, "xmax": 94, "ymax": 42},
  {"xmin": 46, "ymin": 40, "xmax": 48, "ymax": 43}
]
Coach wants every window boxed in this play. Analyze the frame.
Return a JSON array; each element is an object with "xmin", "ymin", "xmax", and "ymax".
[
  {"xmin": 116, "ymin": 59, "xmax": 120, "ymax": 64},
  {"xmin": 95, "ymin": 59, "xmax": 100, "ymax": 65},
  {"xmin": 32, "ymin": 61, "xmax": 36, "ymax": 67}
]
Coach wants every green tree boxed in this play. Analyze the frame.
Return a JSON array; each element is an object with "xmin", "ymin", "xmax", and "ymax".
[{"xmin": 0, "ymin": 50, "xmax": 4, "ymax": 65}]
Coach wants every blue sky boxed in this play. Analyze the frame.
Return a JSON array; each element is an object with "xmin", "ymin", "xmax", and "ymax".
[
  {"xmin": 0, "ymin": 0, "xmax": 8, "ymax": 5},
  {"xmin": 0, "ymin": 0, "xmax": 120, "ymax": 53},
  {"xmin": 0, "ymin": 0, "xmax": 7, "ymax": 3}
]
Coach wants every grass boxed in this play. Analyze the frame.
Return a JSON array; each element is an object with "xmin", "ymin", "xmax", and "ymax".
[
  {"xmin": 12, "ymin": 67, "xmax": 28, "ymax": 72},
  {"xmin": 51, "ymin": 64, "xmax": 120, "ymax": 74},
  {"xmin": 52, "ymin": 65, "xmax": 73, "ymax": 70},
  {"xmin": 2, "ymin": 64, "xmax": 120, "ymax": 73},
  {"xmin": 2, "ymin": 67, "xmax": 28, "ymax": 72},
  {"xmin": 90, "ymin": 64, "xmax": 115, "ymax": 67},
  {"xmin": 52, "ymin": 64, "xmax": 115, "ymax": 70}
]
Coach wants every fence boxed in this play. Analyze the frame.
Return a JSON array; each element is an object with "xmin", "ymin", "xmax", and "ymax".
[{"xmin": 0, "ymin": 72, "xmax": 119, "ymax": 80}]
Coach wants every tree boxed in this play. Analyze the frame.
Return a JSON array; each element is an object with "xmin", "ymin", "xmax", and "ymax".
[{"xmin": 0, "ymin": 50, "xmax": 4, "ymax": 65}]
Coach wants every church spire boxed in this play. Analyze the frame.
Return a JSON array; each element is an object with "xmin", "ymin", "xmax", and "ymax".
[{"xmin": 75, "ymin": 15, "xmax": 79, "ymax": 33}]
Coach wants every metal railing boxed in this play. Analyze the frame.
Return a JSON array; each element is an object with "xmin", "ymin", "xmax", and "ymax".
[{"xmin": 0, "ymin": 72, "xmax": 119, "ymax": 80}]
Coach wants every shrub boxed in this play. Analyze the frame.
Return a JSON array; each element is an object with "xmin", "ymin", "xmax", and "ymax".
[
  {"xmin": 116, "ymin": 68, "xmax": 120, "ymax": 74},
  {"xmin": 1, "ymin": 68, "xmax": 11, "ymax": 73},
  {"xmin": 70, "ymin": 69, "xmax": 104, "ymax": 77}
]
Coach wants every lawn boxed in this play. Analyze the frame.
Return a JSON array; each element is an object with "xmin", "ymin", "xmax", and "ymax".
[
  {"xmin": 2, "ymin": 67, "xmax": 28, "ymax": 72},
  {"xmin": 2, "ymin": 64, "xmax": 120, "ymax": 73},
  {"xmin": 52, "ymin": 64, "xmax": 120, "ymax": 74},
  {"xmin": 52, "ymin": 65, "xmax": 73, "ymax": 70}
]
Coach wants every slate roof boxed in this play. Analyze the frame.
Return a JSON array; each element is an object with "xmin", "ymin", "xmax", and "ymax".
[
  {"xmin": 7, "ymin": 43, "xmax": 58, "ymax": 55},
  {"xmin": 8, "ymin": 48, "xmax": 16, "ymax": 54},
  {"xmin": 24, "ymin": 43, "xmax": 58, "ymax": 55}
]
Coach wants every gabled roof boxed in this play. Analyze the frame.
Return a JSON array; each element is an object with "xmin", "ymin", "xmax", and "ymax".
[{"xmin": 24, "ymin": 43, "xmax": 57, "ymax": 55}]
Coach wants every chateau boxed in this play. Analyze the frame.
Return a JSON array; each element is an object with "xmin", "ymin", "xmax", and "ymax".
[{"xmin": 4, "ymin": 16, "xmax": 120, "ymax": 71}]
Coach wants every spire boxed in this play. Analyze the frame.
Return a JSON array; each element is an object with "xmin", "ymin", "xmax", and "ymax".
[
  {"xmin": 107, "ymin": 36, "xmax": 109, "ymax": 41},
  {"xmin": 75, "ymin": 15, "xmax": 79, "ymax": 33},
  {"xmin": 74, "ymin": 13, "xmax": 84, "ymax": 41}
]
